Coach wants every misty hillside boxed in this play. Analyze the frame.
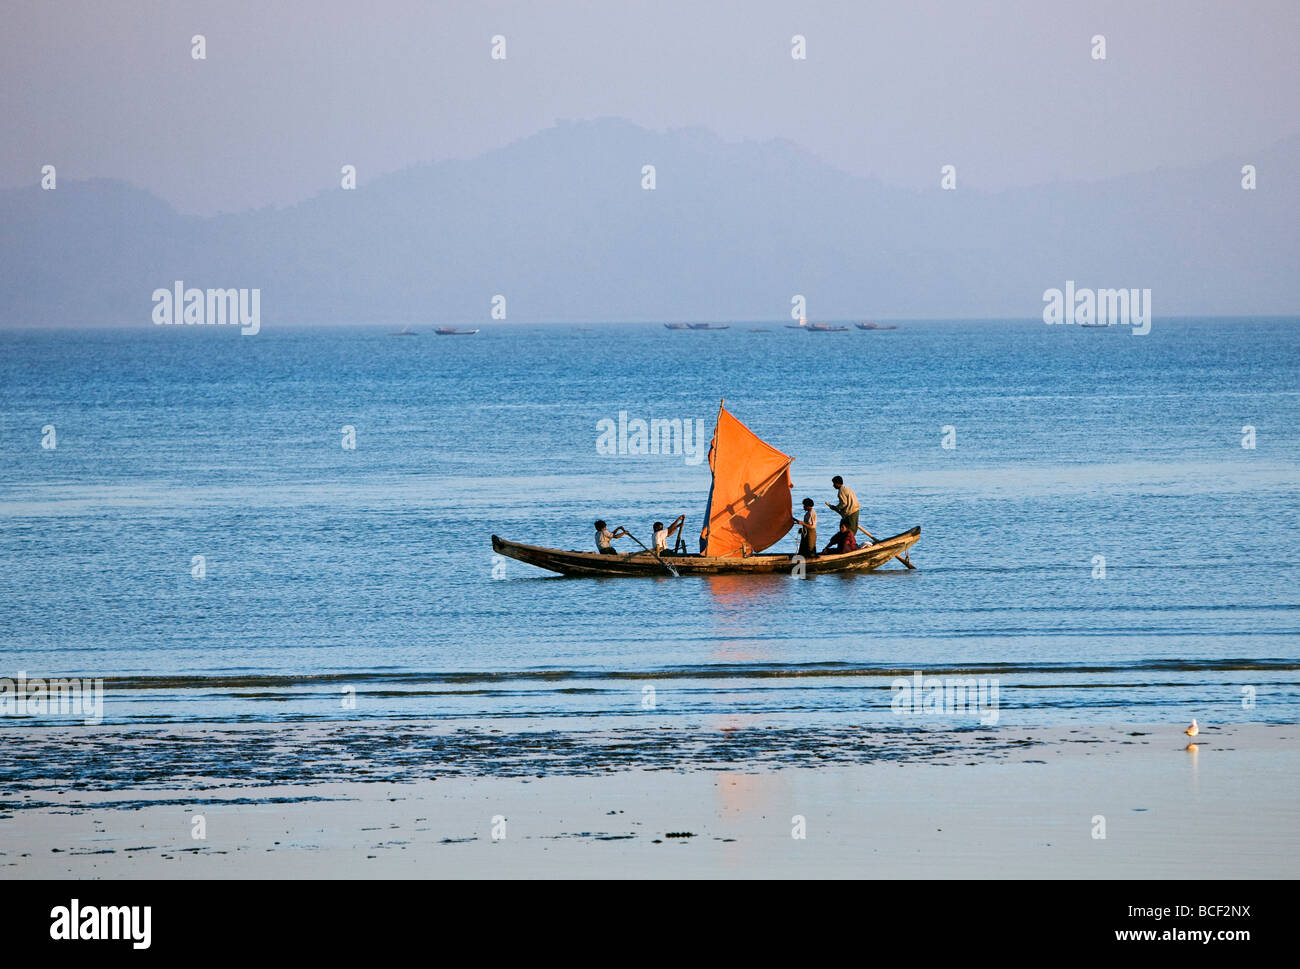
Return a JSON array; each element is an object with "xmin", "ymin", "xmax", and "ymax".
[{"xmin": 2, "ymin": 118, "xmax": 1296, "ymax": 324}]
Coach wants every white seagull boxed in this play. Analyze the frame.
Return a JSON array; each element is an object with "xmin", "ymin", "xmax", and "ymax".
[{"xmin": 1184, "ymin": 719, "xmax": 1199, "ymax": 737}]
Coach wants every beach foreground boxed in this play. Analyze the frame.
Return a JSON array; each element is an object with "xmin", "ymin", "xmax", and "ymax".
[{"xmin": 1, "ymin": 722, "xmax": 1293, "ymax": 879}]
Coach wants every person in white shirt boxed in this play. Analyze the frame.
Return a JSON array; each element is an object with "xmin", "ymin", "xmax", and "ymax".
[
  {"xmin": 652, "ymin": 515, "xmax": 686, "ymax": 554},
  {"xmin": 594, "ymin": 519, "xmax": 628, "ymax": 554},
  {"xmin": 791, "ymin": 498, "xmax": 818, "ymax": 557},
  {"xmin": 826, "ymin": 475, "xmax": 860, "ymax": 535}
]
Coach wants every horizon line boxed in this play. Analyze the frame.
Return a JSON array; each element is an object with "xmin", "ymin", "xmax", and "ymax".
[{"xmin": 3, "ymin": 314, "xmax": 1298, "ymax": 332}]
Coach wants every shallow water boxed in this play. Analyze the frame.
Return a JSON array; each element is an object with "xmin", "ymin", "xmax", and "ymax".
[{"xmin": 1, "ymin": 318, "xmax": 1297, "ymax": 728}]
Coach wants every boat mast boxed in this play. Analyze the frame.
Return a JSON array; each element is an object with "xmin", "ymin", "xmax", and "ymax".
[{"xmin": 699, "ymin": 398, "xmax": 725, "ymax": 553}]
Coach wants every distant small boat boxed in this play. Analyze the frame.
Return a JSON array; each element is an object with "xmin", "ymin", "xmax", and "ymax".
[
  {"xmin": 664, "ymin": 323, "xmax": 690, "ymax": 330},
  {"xmin": 389, "ymin": 325, "xmax": 418, "ymax": 336},
  {"xmin": 435, "ymin": 327, "xmax": 479, "ymax": 335},
  {"xmin": 687, "ymin": 323, "xmax": 730, "ymax": 331},
  {"xmin": 1079, "ymin": 322, "xmax": 1110, "ymax": 329},
  {"xmin": 855, "ymin": 322, "xmax": 898, "ymax": 331},
  {"xmin": 786, "ymin": 318, "xmax": 847, "ymax": 331}
]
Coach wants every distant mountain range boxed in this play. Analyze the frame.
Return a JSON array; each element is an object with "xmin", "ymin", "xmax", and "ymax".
[{"xmin": 2, "ymin": 118, "xmax": 1296, "ymax": 324}]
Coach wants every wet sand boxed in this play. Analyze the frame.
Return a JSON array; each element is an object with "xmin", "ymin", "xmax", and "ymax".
[{"xmin": 1, "ymin": 721, "xmax": 1294, "ymax": 878}]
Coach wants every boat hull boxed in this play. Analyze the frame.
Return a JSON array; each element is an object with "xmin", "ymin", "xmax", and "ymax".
[{"xmin": 491, "ymin": 527, "xmax": 920, "ymax": 577}]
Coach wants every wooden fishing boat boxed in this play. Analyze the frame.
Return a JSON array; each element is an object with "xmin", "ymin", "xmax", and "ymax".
[
  {"xmin": 663, "ymin": 323, "xmax": 690, "ymax": 330},
  {"xmin": 492, "ymin": 527, "xmax": 919, "ymax": 577},
  {"xmin": 491, "ymin": 401, "xmax": 921, "ymax": 577},
  {"xmin": 787, "ymin": 318, "xmax": 849, "ymax": 332},
  {"xmin": 855, "ymin": 322, "xmax": 898, "ymax": 331},
  {"xmin": 686, "ymin": 323, "xmax": 730, "ymax": 330},
  {"xmin": 435, "ymin": 327, "xmax": 479, "ymax": 335}
]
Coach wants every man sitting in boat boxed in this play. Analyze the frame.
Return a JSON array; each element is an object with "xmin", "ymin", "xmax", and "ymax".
[
  {"xmin": 791, "ymin": 498, "xmax": 818, "ymax": 558},
  {"xmin": 653, "ymin": 515, "xmax": 686, "ymax": 555},
  {"xmin": 594, "ymin": 520, "xmax": 628, "ymax": 555},
  {"xmin": 821, "ymin": 522, "xmax": 859, "ymax": 555},
  {"xmin": 827, "ymin": 475, "xmax": 860, "ymax": 534}
]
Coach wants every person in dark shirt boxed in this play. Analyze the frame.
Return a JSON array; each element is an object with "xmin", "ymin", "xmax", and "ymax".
[{"xmin": 821, "ymin": 523, "xmax": 859, "ymax": 555}]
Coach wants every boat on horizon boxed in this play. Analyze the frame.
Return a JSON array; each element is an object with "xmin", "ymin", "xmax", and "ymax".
[
  {"xmin": 491, "ymin": 402, "xmax": 920, "ymax": 577},
  {"xmin": 686, "ymin": 323, "xmax": 730, "ymax": 330},
  {"xmin": 435, "ymin": 327, "xmax": 480, "ymax": 335},
  {"xmin": 663, "ymin": 323, "xmax": 690, "ymax": 330},
  {"xmin": 786, "ymin": 317, "xmax": 848, "ymax": 332},
  {"xmin": 389, "ymin": 325, "xmax": 418, "ymax": 336},
  {"xmin": 855, "ymin": 322, "xmax": 898, "ymax": 331}
]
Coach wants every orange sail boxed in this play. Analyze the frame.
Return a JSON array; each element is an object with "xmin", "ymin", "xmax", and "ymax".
[{"xmin": 700, "ymin": 403, "xmax": 795, "ymax": 557}]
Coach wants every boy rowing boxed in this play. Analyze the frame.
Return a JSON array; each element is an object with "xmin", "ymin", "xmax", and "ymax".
[
  {"xmin": 594, "ymin": 520, "xmax": 628, "ymax": 554},
  {"xmin": 653, "ymin": 515, "xmax": 686, "ymax": 555}
]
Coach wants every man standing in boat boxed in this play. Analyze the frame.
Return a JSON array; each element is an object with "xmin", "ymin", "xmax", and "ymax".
[
  {"xmin": 792, "ymin": 498, "xmax": 817, "ymax": 558},
  {"xmin": 826, "ymin": 476, "xmax": 860, "ymax": 536}
]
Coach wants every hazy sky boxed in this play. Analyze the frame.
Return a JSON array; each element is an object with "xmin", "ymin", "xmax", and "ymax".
[{"xmin": 4, "ymin": 0, "xmax": 1298, "ymax": 215}]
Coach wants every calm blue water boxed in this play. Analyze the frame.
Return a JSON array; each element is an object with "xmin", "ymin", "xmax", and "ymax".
[{"xmin": 1, "ymin": 318, "xmax": 1297, "ymax": 728}]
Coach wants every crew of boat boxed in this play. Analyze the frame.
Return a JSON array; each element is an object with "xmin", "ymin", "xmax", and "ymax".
[{"xmin": 491, "ymin": 401, "xmax": 920, "ymax": 577}]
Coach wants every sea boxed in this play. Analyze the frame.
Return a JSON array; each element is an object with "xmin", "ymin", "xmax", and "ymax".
[{"xmin": 1, "ymin": 318, "xmax": 1297, "ymax": 730}]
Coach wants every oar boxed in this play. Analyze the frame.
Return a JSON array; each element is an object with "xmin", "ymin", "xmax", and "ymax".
[
  {"xmin": 856, "ymin": 525, "xmax": 916, "ymax": 569},
  {"xmin": 826, "ymin": 505, "xmax": 916, "ymax": 570},
  {"xmin": 621, "ymin": 529, "xmax": 680, "ymax": 577}
]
